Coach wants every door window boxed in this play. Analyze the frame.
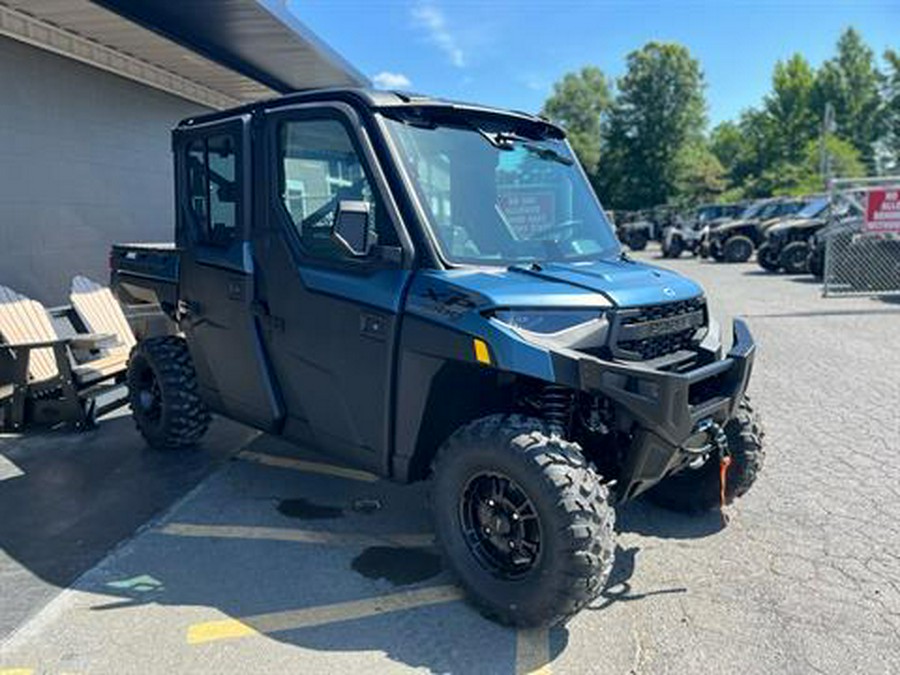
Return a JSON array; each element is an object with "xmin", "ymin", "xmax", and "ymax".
[
  {"xmin": 185, "ymin": 134, "xmax": 239, "ymax": 247},
  {"xmin": 278, "ymin": 118, "xmax": 396, "ymax": 261}
]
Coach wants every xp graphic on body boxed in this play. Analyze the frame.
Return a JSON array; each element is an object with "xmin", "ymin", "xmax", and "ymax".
[{"xmin": 111, "ymin": 89, "xmax": 765, "ymax": 627}]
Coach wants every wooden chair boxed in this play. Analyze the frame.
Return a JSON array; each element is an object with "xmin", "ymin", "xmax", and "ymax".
[
  {"xmin": 0, "ymin": 284, "xmax": 128, "ymax": 431},
  {"xmin": 69, "ymin": 275, "xmax": 137, "ymax": 361}
]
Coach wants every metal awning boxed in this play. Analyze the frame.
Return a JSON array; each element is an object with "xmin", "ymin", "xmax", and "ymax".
[{"xmin": 0, "ymin": 0, "xmax": 368, "ymax": 110}]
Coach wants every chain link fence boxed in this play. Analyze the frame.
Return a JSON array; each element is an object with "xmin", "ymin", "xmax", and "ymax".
[{"xmin": 822, "ymin": 177, "xmax": 900, "ymax": 298}]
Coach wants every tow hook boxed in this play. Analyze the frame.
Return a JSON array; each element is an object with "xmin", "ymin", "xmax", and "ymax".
[{"xmin": 710, "ymin": 422, "xmax": 732, "ymax": 519}]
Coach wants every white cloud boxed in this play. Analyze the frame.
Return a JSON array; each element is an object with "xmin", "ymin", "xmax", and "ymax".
[
  {"xmin": 372, "ymin": 71, "xmax": 413, "ymax": 90},
  {"xmin": 412, "ymin": 4, "xmax": 465, "ymax": 68}
]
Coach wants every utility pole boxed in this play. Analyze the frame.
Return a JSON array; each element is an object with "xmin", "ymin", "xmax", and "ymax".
[{"xmin": 819, "ymin": 102, "xmax": 835, "ymax": 187}]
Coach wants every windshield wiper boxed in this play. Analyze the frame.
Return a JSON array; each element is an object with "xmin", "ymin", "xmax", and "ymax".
[
  {"xmin": 521, "ymin": 142, "xmax": 573, "ymax": 166},
  {"xmin": 470, "ymin": 126, "xmax": 573, "ymax": 165}
]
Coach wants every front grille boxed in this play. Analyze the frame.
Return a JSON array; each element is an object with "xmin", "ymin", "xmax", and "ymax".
[{"xmin": 613, "ymin": 297, "xmax": 706, "ymax": 360}]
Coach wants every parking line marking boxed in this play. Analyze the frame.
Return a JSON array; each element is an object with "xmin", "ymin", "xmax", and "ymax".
[
  {"xmin": 516, "ymin": 627, "xmax": 552, "ymax": 675},
  {"xmin": 0, "ymin": 454, "xmax": 24, "ymax": 481},
  {"xmin": 237, "ymin": 450, "xmax": 378, "ymax": 482},
  {"xmin": 187, "ymin": 584, "xmax": 464, "ymax": 644},
  {"xmin": 0, "ymin": 669, "xmax": 34, "ymax": 675},
  {"xmin": 160, "ymin": 522, "xmax": 434, "ymax": 548}
]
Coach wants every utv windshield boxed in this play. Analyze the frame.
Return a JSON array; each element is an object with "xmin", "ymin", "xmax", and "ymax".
[
  {"xmin": 382, "ymin": 114, "xmax": 620, "ymax": 265},
  {"xmin": 796, "ymin": 196, "xmax": 829, "ymax": 218}
]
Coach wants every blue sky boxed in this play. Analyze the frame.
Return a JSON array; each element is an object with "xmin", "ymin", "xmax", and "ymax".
[{"xmin": 291, "ymin": 1, "xmax": 898, "ymax": 128}]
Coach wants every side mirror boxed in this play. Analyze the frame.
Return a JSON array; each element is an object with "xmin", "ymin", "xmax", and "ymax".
[{"xmin": 331, "ymin": 200, "xmax": 371, "ymax": 257}]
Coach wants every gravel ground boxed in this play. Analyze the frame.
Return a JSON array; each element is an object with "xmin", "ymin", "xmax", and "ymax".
[{"xmin": 1, "ymin": 248, "xmax": 898, "ymax": 674}]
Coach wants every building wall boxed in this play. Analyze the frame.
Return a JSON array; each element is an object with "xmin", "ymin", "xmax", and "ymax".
[{"xmin": 0, "ymin": 36, "xmax": 210, "ymax": 304}]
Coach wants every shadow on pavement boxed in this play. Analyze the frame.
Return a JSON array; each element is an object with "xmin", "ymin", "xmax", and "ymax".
[
  {"xmin": 0, "ymin": 413, "xmax": 255, "ymax": 641},
  {"xmin": 590, "ymin": 545, "xmax": 687, "ymax": 611}
]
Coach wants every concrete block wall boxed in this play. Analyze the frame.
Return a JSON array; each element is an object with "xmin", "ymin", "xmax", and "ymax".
[{"xmin": 0, "ymin": 36, "xmax": 209, "ymax": 304}]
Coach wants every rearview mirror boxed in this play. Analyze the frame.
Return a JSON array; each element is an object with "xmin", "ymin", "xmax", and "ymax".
[{"xmin": 331, "ymin": 200, "xmax": 371, "ymax": 257}]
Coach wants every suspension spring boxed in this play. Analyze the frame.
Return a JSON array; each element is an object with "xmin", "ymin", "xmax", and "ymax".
[{"xmin": 541, "ymin": 384, "xmax": 572, "ymax": 435}]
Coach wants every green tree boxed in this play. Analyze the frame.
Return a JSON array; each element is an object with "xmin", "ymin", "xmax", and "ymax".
[
  {"xmin": 812, "ymin": 28, "xmax": 885, "ymax": 169},
  {"xmin": 672, "ymin": 142, "xmax": 726, "ymax": 206},
  {"xmin": 597, "ymin": 42, "xmax": 706, "ymax": 209},
  {"xmin": 709, "ymin": 120, "xmax": 743, "ymax": 172},
  {"xmin": 541, "ymin": 66, "xmax": 611, "ymax": 175},
  {"xmin": 766, "ymin": 135, "xmax": 865, "ymax": 195},
  {"xmin": 765, "ymin": 54, "xmax": 819, "ymax": 164},
  {"xmin": 883, "ymin": 49, "xmax": 900, "ymax": 171}
]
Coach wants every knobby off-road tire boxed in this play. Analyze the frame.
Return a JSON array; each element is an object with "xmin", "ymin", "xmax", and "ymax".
[
  {"xmin": 127, "ymin": 336, "xmax": 211, "ymax": 450},
  {"xmin": 664, "ymin": 238, "xmax": 684, "ymax": 259},
  {"xmin": 646, "ymin": 397, "xmax": 765, "ymax": 514},
  {"xmin": 430, "ymin": 415, "xmax": 616, "ymax": 627},
  {"xmin": 756, "ymin": 243, "xmax": 780, "ymax": 272},
  {"xmin": 628, "ymin": 232, "xmax": 649, "ymax": 251},
  {"xmin": 780, "ymin": 241, "xmax": 811, "ymax": 275},
  {"xmin": 723, "ymin": 235, "xmax": 755, "ymax": 263}
]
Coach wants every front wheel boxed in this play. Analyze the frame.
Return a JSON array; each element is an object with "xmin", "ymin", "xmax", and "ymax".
[
  {"xmin": 723, "ymin": 235, "xmax": 755, "ymax": 263},
  {"xmin": 756, "ymin": 243, "xmax": 780, "ymax": 271},
  {"xmin": 664, "ymin": 238, "xmax": 684, "ymax": 259},
  {"xmin": 780, "ymin": 241, "xmax": 811, "ymax": 274},
  {"xmin": 645, "ymin": 397, "xmax": 765, "ymax": 514},
  {"xmin": 431, "ymin": 415, "xmax": 616, "ymax": 627}
]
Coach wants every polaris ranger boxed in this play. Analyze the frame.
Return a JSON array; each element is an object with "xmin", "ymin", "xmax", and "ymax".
[
  {"xmin": 756, "ymin": 196, "xmax": 837, "ymax": 273},
  {"xmin": 704, "ymin": 198, "xmax": 806, "ymax": 263},
  {"xmin": 111, "ymin": 89, "xmax": 765, "ymax": 627}
]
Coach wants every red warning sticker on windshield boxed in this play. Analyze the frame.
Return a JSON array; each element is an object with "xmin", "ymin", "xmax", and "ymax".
[{"xmin": 865, "ymin": 189, "xmax": 900, "ymax": 232}]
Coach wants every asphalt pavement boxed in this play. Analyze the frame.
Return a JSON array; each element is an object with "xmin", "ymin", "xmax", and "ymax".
[{"xmin": 1, "ymin": 248, "xmax": 898, "ymax": 674}]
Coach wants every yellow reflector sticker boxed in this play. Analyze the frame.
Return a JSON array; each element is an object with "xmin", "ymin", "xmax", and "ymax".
[{"xmin": 473, "ymin": 338, "xmax": 491, "ymax": 365}]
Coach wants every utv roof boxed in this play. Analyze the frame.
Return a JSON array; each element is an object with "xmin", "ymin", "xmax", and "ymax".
[{"xmin": 178, "ymin": 87, "xmax": 564, "ymax": 137}]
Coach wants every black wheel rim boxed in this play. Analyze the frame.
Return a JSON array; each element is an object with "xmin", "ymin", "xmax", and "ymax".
[
  {"xmin": 134, "ymin": 362, "xmax": 162, "ymax": 424},
  {"xmin": 459, "ymin": 471, "xmax": 542, "ymax": 579}
]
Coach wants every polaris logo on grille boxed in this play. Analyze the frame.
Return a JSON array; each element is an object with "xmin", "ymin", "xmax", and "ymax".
[{"xmin": 622, "ymin": 310, "xmax": 705, "ymax": 340}]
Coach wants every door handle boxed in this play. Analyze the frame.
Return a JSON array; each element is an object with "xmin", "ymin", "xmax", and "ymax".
[{"xmin": 252, "ymin": 300, "xmax": 285, "ymax": 332}]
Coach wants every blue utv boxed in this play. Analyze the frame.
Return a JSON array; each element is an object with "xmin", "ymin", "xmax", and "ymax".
[{"xmin": 110, "ymin": 89, "xmax": 765, "ymax": 627}]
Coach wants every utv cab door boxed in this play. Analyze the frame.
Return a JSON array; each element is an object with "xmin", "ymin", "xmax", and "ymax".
[
  {"xmin": 253, "ymin": 103, "xmax": 412, "ymax": 474},
  {"xmin": 174, "ymin": 117, "xmax": 281, "ymax": 430}
]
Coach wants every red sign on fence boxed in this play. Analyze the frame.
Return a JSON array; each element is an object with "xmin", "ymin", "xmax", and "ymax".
[{"xmin": 865, "ymin": 189, "xmax": 900, "ymax": 232}]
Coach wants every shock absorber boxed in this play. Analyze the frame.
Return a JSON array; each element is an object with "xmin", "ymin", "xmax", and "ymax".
[{"xmin": 541, "ymin": 384, "xmax": 572, "ymax": 435}]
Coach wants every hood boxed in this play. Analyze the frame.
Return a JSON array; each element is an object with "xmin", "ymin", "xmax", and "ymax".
[
  {"xmin": 417, "ymin": 258, "xmax": 703, "ymax": 310},
  {"xmin": 712, "ymin": 218, "xmax": 753, "ymax": 233},
  {"xmin": 767, "ymin": 216, "xmax": 824, "ymax": 235}
]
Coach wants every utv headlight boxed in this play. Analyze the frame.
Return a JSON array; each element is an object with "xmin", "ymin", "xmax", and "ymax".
[{"xmin": 490, "ymin": 308, "xmax": 609, "ymax": 349}]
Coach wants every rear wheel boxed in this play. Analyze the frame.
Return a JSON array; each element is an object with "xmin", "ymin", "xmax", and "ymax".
[
  {"xmin": 628, "ymin": 231, "xmax": 649, "ymax": 251},
  {"xmin": 780, "ymin": 241, "xmax": 811, "ymax": 274},
  {"xmin": 127, "ymin": 336, "xmax": 211, "ymax": 450},
  {"xmin": 756, "ymin": 243, "xmax": 780, "ymax": 271},
  {"xmin": 646, "ymin": 397, "xmax": 765, "ymax": 513},
  {"xmin": 431, "ymin": 415, "xmax": 616, "ymax": 626},
  {"xmin": 723, "ymin": 235, "xmax": 754, "ymax": 263}
]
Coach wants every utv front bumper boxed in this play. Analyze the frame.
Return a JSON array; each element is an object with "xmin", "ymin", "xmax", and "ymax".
[{"xmin": 577, "ymin": 319, "xmax": 756, "ymax": 501}]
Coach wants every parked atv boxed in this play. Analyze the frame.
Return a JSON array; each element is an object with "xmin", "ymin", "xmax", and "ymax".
[
  {"xmin": 705, "ymin": 198, "xmax": 807, "ymax": 263},
  {"xmin": 666, "ymin": 203, "xmax": 745, "ymax": 259},
  {"xmin": 111, "ymin": 88, "xmax": 765, "ymax": 628},
  {"xmin": 616, "ymin": 210, "xmax": 655, "ymax": 251},
  {"xmin": 757, "ymin": 196, "xmax": 833, "ymax": 273}
]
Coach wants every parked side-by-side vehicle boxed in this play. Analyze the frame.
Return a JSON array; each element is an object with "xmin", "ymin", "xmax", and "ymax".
[
  {"xmin": 111, "ymin": 89, "xmax": 765, "ymax": 627},
  {"xmin": 703, "ymin": 198, "xmax": 808, "ymax": 263}
]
